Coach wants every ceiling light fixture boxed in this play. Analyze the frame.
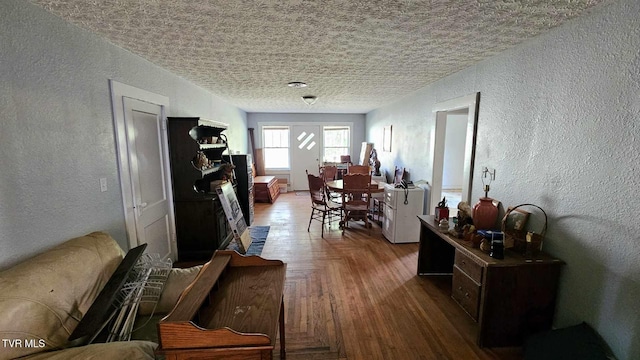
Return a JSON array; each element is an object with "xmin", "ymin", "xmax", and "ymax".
[
  {"xmin": 287, "ymin": 81, "xmax": 308, "ymax": 88},
  {"xmin": 302, "ymin": 95, "xmax": 318, "ymax": 105}
]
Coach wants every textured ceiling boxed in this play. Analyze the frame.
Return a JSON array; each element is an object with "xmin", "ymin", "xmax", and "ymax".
[{"xmin": 30, "ymin": 0, "xmax": 605, "ymax": 113}]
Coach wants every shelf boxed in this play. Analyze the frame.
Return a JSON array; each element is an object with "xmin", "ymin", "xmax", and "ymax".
[
  {"xmin": 198, "ymin": 146, "xmax": 228, "ymax": 160},
  {"xmin": 191, "ymin": 162, "xmax": 225, "ymax": 175},
  {"xmin": 199, "ymin": 143, "xmax": 227, "ymax": 150},
  {"xmin": 197, "ymin": 118, "xmax": 229, "ymax": 129},
  {"xmin": 189, "ymin": 125, "xmax": 227, "ymax": 142},
  {"xmin": 193, "ymin": 180, "xmax": 236, "ymax": 200},
  {"xmin": 201, "ymin": 167, "xmax": 220, "ymax": 176}
]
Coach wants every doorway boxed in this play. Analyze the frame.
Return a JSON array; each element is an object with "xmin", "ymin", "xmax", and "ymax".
[
  {"xmin": 110, "ymin": 80, "xmax": 177, "ymax": 260},
  {"xmin": 430, "ymin": 93, "xmax": 480, "ymax": 215}
]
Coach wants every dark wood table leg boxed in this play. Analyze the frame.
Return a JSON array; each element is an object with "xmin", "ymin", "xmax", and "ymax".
[{"xmin": 279, "ymin": 296, "xmax": 286, "ymax": 359}]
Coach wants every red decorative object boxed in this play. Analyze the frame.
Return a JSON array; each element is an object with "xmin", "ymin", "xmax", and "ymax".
[
  {"xmin": 473, "ymin": 197, "xmax": 498, "ymax": 230},
  {"xmin": 435, "ymin": 207, "xmax": 449, "ymax": 222}
]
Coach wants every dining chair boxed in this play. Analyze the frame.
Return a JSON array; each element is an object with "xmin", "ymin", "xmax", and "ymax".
[
  {"xmin": 340, "ymin": 173, "xmax": 372, "ymax": 234},
  {"xmin": 347, "ymin": 165, "xmax": 370, "ymax": 175},
  {"xmin": 306, "ymin": 171, "xmax": 342, "ymax": 238},
  {"xmin": 319, "ymin": 165, "xmax": 338, "ymax": 182},
  {"xmin": 320, "ymin": 165, "xmax": 341, "ymax": 203}
]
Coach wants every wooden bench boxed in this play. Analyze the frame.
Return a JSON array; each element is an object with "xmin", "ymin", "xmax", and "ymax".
[
  {"xmin": 254, "ymin": 176, "xmax": 280, "ymax": 203},
  {"xmin": 157, "ymin": 250, "xmax": 287, "ymax": 360}
]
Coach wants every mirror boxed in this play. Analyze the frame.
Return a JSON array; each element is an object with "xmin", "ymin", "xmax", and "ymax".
[{"xmin": 430, "ymin": 92, "xmax": 480, "ymax": 214}]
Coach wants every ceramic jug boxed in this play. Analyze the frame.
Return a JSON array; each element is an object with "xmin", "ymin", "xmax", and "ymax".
[{"xmin": 473, "ymin": 197, "xmax": 498, "ymax": 230}]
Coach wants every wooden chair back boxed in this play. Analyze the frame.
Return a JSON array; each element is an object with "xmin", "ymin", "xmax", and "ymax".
[
  {"xmin": 340, "ymin": 155, "xmax": 352, "ymax": 164},
  {"xmin": 341, "ymin": 173, "xmax": 372, "ymax": 205},
  {"xmin": 341, "ymin": 173, "xmax": 372, "ymax": 231},
  {"xmin": 348, "ymin": 165, "xmax": 370, "ymax": 175},
  {"xmin": 306, "ymin": 171, "xmax": 326, "ymax": 206},
  {"xmin": 306, "ymin": 171, "xmax": 341, "ymax": 237},
  {"xmin": 320, "ymin": 165, "xmax": 338, "ymax": 182}
]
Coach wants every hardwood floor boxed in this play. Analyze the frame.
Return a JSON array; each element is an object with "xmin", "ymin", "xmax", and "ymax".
[{"xmin": 254, "ymin": 192, "xmax": 523, "ymax": 360}]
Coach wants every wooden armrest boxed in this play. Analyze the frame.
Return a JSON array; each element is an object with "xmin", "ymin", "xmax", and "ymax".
[
  {"xmin": 161, "ymin": 254, "xmax": 231, "ymax": 322},
  {"xmin": 158, "ymin": 323, "xmax": 271, "ymax": 350},
  {"xmin": 216, "ymin": 250, "xmax": 284, "ymax": 267}
]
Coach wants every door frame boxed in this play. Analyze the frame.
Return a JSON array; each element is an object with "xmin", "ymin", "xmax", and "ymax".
[
  {"xmin": 109, "ymin": 80, "xmax": 177, "ymax": 257},
  {"xmin": 430, "ymin": 92, "xmax": 480, "ymax": 213}
]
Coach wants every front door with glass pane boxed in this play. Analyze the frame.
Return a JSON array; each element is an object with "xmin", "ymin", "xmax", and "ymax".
[{"xmin": 291, "ymin": 125, "xmax": 321, "ymax": 191}]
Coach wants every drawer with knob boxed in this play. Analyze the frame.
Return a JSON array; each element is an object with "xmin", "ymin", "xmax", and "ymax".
[
  {"xmin": 454, "ymin": 249, "xmax": 483, "ymax": 284},
  {"xmin": 452, "ymin": 265, "xmax": 481, "ymax": 321}
]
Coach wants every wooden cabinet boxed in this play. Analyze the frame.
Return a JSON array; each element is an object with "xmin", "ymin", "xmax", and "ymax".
[
  {"xmin": 172, "ymin": 199, "xmax": 229, "ymax": 260},
  {"xmin": 417, "ymin": 215, "xmax": 564, "ymax": 347},
  {"xmin": 254, "ymin": 176, "xmax": 280, "ymax": 203},
  {"xmin": 167, "ymin": 117, "xmax": 233, "ymax": 261}
]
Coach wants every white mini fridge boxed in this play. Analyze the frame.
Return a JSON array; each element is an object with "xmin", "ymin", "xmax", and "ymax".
[{"xmin": 382, "ymin": 184, "xmax": 425, "ymax": 243}]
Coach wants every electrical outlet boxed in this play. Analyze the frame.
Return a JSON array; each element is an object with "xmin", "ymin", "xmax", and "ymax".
[{"xmin": 100, "ymin": 178, "xmax": 108, "ymax": 192}]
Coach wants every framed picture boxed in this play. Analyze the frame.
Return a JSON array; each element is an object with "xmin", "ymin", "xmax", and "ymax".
[
  {"xmin": 383, "ymin": 125, "xmax": 392, "ymax": 152},
  {"xmin": 505, "ymin": 207, "xmax": 530, "ymax": 231},
  {"xmin": 216, "ymin": 182, "xmax": 251, "ymax": 253}
]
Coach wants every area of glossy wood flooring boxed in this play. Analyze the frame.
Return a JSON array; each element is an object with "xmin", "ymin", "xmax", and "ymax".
[{"xmin": 255, "ymin": 192, "xmax": 522, "ymax": 360}]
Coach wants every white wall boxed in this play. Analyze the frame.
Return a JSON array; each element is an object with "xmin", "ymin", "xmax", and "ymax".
[
  {"xmin": 0, "ymin": 0, "xmax": 247, "ymax": 268},
  {"xmin": 247, "ymin": 113, "xmax": 365, "ymax": 188},
  {"xmin": 247, "ymin": 112, "xmax": 366, "ymax": 160},
  {"xmin": 366, "ymin": 0, "xmax": 640, "ymax": 358}
]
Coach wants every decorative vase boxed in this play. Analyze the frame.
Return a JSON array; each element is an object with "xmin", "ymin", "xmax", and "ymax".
[{"xmin": 473, "ymin": 197, "xmax": 498, "ymax": 230}]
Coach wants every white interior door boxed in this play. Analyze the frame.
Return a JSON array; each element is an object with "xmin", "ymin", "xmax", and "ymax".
[
  {"xmin": 291, "ymin": 125, "xmax": 321, "ymax": 190},
  {"xmin": 123, "ymin": 98, "xmax": 174, "ymax": 260},
  {"xmin": 110, "ymin": 80, "xmax": 176, "ymax": 260}
]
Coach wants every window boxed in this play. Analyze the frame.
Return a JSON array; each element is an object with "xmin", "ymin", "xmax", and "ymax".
[
  {"xmin": 323, "ymin": 126, "xmax": 350, "ymax": 163},
  {"xmin": 263, "ymin": 126, "xmax": 290, "ymax": 169}
]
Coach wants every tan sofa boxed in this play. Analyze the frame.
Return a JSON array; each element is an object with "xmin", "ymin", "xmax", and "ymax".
[{"xmin": 0, "ymin": 232, "xmax": 200, "ymax": 360}]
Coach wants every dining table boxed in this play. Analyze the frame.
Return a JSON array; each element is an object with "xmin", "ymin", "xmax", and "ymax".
[
  {"xmin": 325, "ymin": 179, "xmax": 385, "ymax": 193},
  {"xmin": 325, "ymin": 179, "xmax": 384, "ymax": 230}
]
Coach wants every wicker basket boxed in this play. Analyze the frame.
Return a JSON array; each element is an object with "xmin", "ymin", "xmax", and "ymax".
[{"xmin": 501, "ymin": 203, "xmax": 547, "ymax": 256}]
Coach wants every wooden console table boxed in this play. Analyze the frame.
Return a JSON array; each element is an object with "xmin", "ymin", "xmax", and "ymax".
[
  {"xmin": 417, "ymin": 215, "xmax": 564, "ymax": 347},
  {"xmin": 157, "ymin": 250, "xmax": 286, "ymax": 359}
]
